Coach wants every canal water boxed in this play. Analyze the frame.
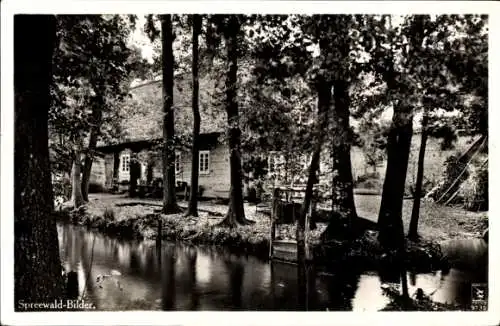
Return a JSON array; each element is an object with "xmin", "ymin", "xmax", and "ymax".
[{"xmin": 57, "ymin": 224, "xmax": 488, "ymax": 311}]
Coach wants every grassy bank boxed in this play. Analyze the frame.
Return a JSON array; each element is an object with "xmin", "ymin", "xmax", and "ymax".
[
  {"xmin": 56, "ymin": 193, "xmax": 486, "ymax": 270},
  {"xmin": 58, "ymin": 196, "xmax": 325, "ymax": 259},
  {"xmin": 354, "ymin": 194, "xmax": 488, "ymax": 242}
]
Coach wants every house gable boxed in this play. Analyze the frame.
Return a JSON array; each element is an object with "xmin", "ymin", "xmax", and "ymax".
[{"xmin": 101, "ymin": 73, "xmax": 226, "ymax": 147}]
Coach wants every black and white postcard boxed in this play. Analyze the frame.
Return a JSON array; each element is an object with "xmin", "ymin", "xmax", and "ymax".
[{"xmin": 1, "ymin": 1, "xmax": 498, "ymax": 325}]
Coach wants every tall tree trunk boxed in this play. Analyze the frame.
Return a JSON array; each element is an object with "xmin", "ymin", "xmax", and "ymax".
[
  {"xmin": 377, "ymin": 109, "xmax": 413, "ymax": 250},
  {"xmin": 327, "ymin": 80, "xmax": 357, "ymax": 237},
  {"xmin": 408, "ymin": 111, "xmax": 428, "ymax": 240},
  {"xmin": 113, "ymin": 151, "xmax": 120, "ymax": 181},
  {"xmin": 161, "ymin": 15, "xmax": 179, "ymax": 214},
  {"xmin": 81, "ymin": 96, "xmax": 104, "ymax": 201},
  {"xmin": 218, "ymin": 16, "xmax": 254, "ymax": 227},
  {"xmin": 299, "ymin": 149, "xmax": 321, "ymax": 261},
  {"xmin": 71, "ymin": 139, "xmax": 85, "ymax": 208},
  {"xmin": 186, "ymin": 14, "xmax": 202, "ymax": 217},
  {"xmin": 81, "ymin": 131, "xmax": 97, "ymax": 201},
  {"xmin": 300, "ymin": 80, "xmax": 331, "ymax": 252},
  {"xmin": 14, "ymin": 14, "xmax": 65, "ymax": 308}
]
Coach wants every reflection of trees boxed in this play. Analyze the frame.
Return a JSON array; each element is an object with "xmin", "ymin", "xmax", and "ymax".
[
  {"xmin": 296, "ymin": 264, "xmax": 318, "ymax": 311},
  {"xmin": 156, "ymin": 245, "xmax": 162, "ymax": 268},
  {"xmin": 297, "ymin": 264, "xmax": 307, "ymax": 310},
  {"xmin": 217, "ymin": 250, "xmax": 245, "ymax": 310},
  {"xmin": 378, "ymin": 261, "xmax": 401, "ymax": 284},
  {"xmin": 268, "ymin": 262, "xmax": 301, "ymax": 311},
  {"xmin": 378, "ymin": 258, "xmax": 409, "ymax": 300},
  {"xmin": 226, "ymin": 259, "xmax": 244, "ymax": 310},
  {"xmin": 270, "ymin": 263, "xmax": 275, "ymax": 309},
  {"xmin": 129, "ymin": 249, "xmax": 141, "ymax": 272},
  {"xmin": 186, "ymin": 247, "xmax": 199, "ymax": 310},
  {"xmin": 323, "ymin": 261, "xmax": 361, "ymax": 311},
  {"xmin": 60, "ymin": 225, "xmax": 70, "ymax": 268},
  {"xmin": 80, "ymin": 236, "xmax": 96, "ymax": 303},
  {"xmin": 306, "ymin": 265, "xmax": 317, "ymax": 310},
  {"xmin": 69, "ymin": 227, "xmax": 78, "ymax": 271},
  {"xmin": 162, "ymin": 247, "xmax": 176, "ymax": 310}
]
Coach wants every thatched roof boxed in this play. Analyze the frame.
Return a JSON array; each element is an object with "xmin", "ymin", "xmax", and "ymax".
[{"xmin": 99, "ymin": 73, "xmax": 226, "ymax": 147}]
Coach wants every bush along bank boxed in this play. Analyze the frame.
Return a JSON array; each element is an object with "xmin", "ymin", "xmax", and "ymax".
[
  {"xmin": 56, "ymin": 206, "xmax": 271, "ymax": 259},
  {"xmin": 56, "ymin": 206, "xmax": 447, "ymax": 271},
  {"xmin": 313, "ymin": 230, "xmax": 446, "ymax": 273}
]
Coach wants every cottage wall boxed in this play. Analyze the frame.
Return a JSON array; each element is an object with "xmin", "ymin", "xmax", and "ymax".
[
  {"xmin": 104, "ymin": 154, "xmax": 114, "ymax": 188},
  {"xmin": 147, "ymin": 144, "xmax": 231, "ymax": 198},
  {"xmin": 89, "ymin": 155, "xmax": 106, "ymax": 189},
  {"xmin": 177, "ymin": 144, "xmax": 231, "ymax": 198}
]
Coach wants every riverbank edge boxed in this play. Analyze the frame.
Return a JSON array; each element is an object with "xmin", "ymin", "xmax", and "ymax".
[{"xmin": 55, "ymin": 206, "xmax": 452, "ymax": 273}]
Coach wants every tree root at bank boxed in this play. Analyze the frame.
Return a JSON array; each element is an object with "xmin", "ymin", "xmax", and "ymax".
[{"xmin": 216, "ymin": 204, "xmax": 256, "ymax": 228}]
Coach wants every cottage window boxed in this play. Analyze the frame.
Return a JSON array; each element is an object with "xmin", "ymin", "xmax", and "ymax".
[
  {"xmin": 199, "ymin": 150, "xmax": 210, "ymax": 175},
  {"xmin": 175, "ymin": 152, "xmax": 181, "ymax": 174},
  {"xmin": 120, "ymin": 154, "xmax": 130, "ymax": 172}
]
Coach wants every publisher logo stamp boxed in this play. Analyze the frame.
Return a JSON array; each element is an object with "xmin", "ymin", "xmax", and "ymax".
[{"xmin": 471, "ymin": 283, "xmax": 488, "ymax": 311}]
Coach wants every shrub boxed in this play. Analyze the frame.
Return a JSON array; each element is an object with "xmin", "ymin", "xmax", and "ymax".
[
  {"xmin": 442, "ymin": 154, "xmax": 470, "ymax": 191},
  {"xmin": 363, "ymin": 180, "xmax": 379, "ymax": 189},
  {"xmin": 70, "ymin": 205, "xmax": 87, "ymax": 223},
  {"xmin": 53, "ymin": 178, "xmax": 71, "ymax": 201},
  {"xmin": 356, "ymin": 174, "xmax": 368, "ymax": 184},
  {"xmin": 103, "ymin": 207, "xmax": 116, "ymax": 221},
  {"xmin": 405, "ymin": 178, "xmax": 435, "ymax": 198},
  {"xmin": 355, "ymin": 172, "xmax": 382, "ymax": 189},
  {"xmin": 459, "ymin": 161, "xmax": 488, "ymax": 211}
]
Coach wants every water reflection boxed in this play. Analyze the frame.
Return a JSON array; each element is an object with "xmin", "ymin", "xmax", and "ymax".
[
  {"xmin": 161, "ymin": 246, "xmax": 176, "ymax": 310},
  {"xmin": 57, "ymin": 224, "xmax": 487, "ymax": 311}
]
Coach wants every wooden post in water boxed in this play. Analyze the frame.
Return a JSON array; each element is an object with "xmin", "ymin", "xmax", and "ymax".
[
  {"xmin": 157, "ymin": 218, "xmax": 162, "ymax": 248},
  {"xmin": 269, "ymin": 188, "xmax": 280, "ymax": 259}
]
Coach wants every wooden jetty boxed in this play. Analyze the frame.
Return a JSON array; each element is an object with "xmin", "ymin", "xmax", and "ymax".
[{"xmin": 268, "ymin": 187, "xmax": 316, "ymax": 264}]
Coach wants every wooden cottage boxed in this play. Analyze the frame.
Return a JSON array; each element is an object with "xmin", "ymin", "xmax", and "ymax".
[
  {"xmin": 87, "ymin": 74, "xmax": 480, "ymax": 199},
  {"xmin": 93, "ymin": 132, "xmax": 232, "ymax": 198},
  {"xmin": 88, "ymin": 74, "xmax": 231, "ymax": 198}
]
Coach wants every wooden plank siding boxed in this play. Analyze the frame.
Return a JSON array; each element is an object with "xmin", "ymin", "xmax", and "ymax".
[
  {"xmin": 102, "ymin": 143, "xmax": 231, "ymax": 199},
  {"xmin": 88, "ymin": 155, "xmax": 107, "ymax": 189},
  {"xmin": 175, "ymin": 145, "xmax": 231, "ymax": 198},
  {"xmin": 104, "ymin": 154, "xmax": 114, "ymax": 189},
  {"xmin": 145, "ymin": 145, "xmax": 231, "ymax": 198}
]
